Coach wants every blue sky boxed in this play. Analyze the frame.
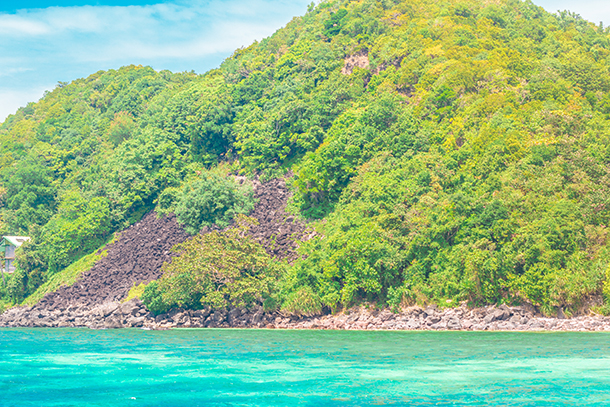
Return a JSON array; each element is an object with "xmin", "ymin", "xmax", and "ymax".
[{"xmin": 0, "ymin": 0, "xmax": 609, "ymax": 122}]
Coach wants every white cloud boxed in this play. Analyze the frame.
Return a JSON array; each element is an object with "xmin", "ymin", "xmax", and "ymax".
[
  {"xmin": 0, "ymin": 15, "xmax": 49, "ymax": 35},
  {"xmin": 0, "ymin": 0, "xmax": 310, "ymax": 121},
  {"xmin": 0, "ymin": 0, "xmax": 300, "ymax": 38},
  {"xmin": 0, "ymin": 0, "xmax": 305, "ymax": 61}
]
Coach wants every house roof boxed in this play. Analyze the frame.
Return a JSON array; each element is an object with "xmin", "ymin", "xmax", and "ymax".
[{"xmin": 2, "ymin": 236, "xmax": 31, "ymax": 247}]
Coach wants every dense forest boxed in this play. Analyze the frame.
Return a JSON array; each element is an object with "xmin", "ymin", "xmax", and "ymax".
[{"xmin": 1, "ymin": 0, "xmax": 610, "ymax": 317}]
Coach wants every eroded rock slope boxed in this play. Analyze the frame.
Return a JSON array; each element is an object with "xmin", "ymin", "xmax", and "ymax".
[
  {"xmin": 0, "ymin": 177, "xmax": 310, "ymax": 327},
  {"xmin": 248, "ymin": 177, "xmax": 312, "ymax": 261},
  {"xmin": 36, "ymin": 211, "xmax": 190, "ymax": 311}
]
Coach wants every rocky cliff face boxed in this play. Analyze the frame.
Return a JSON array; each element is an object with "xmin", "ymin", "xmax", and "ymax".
[
  {"xmin": 36, "ymin": 212, "xmax": 190, "ymax": 311},
  {"xmin": 246, "ymin": 177, "xmax": 313, "ymax": 262},
  {"xmin": 0, "ymin": 176, "xmax": 310, "ymax": 327}
]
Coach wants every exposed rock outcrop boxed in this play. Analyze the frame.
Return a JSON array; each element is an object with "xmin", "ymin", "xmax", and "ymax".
[
  {"xmin": 341, "ymin": 53, "xmax": 370, "ymax": 75},
  {"xmin": 247, "ymin": 177, "xmax": 311, "ymax": 262},
  {"xmin": 0, "ymin": 176, "xmax": 311, "ymax": 325},
  {"xmin": 34, "ymin": 211, "xmax": 189, "ymax": 311}
]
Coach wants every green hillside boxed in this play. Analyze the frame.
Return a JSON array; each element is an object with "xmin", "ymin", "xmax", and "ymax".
[{"xmin": 2, "ymin": 0, "xmax": 610, "ymax": 316}]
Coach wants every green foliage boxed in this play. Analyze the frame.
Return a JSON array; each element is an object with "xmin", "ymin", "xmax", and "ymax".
[
  {"xmin": 3, "ymin": 0, "xmax": 610, "ymax": 314},
  {"xmin": 292, "ymin": 93, "xmax": 424, "ymax": 217},
  {"xmin": 142, "ymin": 216, "xmax": 282, "ymax": 314},
  {"xmin": 107, "ymin": 111, "xmax": 136, "ymax": 147},
  {"xmin": 160, "ymin": 75, "xmax": 235, "ymax": 165},
  {"xmin": 173, "ymin": 172, "xmax": 255, "ymax": 234},
  {"xmin": 287, "ymin": 149, "xmax": 610, "ymax": 314},
  {"xmin": 1, "ymin": 238, "xmax": 49, "ymax": 303},
  {"xmin": 323, "ymin": 9, "xmax": 348, "ymax": 37},
  {"xmin": 1, "ymin": 158, "xmax": 56, "ymax": 233},
  {"xmin": 14, "ymin": 238, "xmax": 46, "ymax": 295},
  {"xmin": 0, "ymin": 65, "xmax": 197, "ymax": 300},
  {"xmin": 40, "ymin": 191, "xmax": 111, "ymax": 273},
  {"xmin": 280, "ymin": 285, "xmax": 323, "ymax": 317},
  {"xmin": 100, "ymin": 127, "xmax": 190, "ymax": 225},
  {"xmin": 6, "ymin": 268, "xmax": 28, "ymax": 303},
  {"xmin": 0, "ymin": 299, "xmax": 9, "ymax": 314},
  {"xmin": 122, "ymin": 282, "xmax": 147, "ymax": 303},
  {"xmin": 140, "ymin": 280, "xmax": 166, "ymax": 314}
]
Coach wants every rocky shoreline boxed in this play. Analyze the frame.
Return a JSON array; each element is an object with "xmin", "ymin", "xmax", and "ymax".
[{"xmin": 2, "ymin": 300, "xmax": 610, "ymax": 332}]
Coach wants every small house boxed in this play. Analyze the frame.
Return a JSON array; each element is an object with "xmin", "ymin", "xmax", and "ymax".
[{"xmin": 1, "ymin": 236, "xmax": 30, "ymax": 273}]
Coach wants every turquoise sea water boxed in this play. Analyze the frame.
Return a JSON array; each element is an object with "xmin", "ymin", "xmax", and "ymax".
[{"xmin": 1, "ymin": 329, "xmax": 609, "ymax": 406}]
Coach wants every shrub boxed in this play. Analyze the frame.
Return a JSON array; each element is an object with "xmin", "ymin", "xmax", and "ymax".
[
  {"xmin": 6, "ymin": 269, "xmax": 27, "ymax": 303},
  {"xmin": 142, "ymin": 216, "xmax": 282, "ymax": 314},
  {"xmin": 174, "ymin": 173, "xmax": 255, "ymax": 234},
  {"xmin": 280, "ymin": 286, "xmax": 323, "ymax": 316},
  {"xmin": 41, "ymin": 192, "xmax": 112, "ymax": 273},
  {"xmin": 123, "ymin": 282, "xmax": 147, "ymax": 303}
]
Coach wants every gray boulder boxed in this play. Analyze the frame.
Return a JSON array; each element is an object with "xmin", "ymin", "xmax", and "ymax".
[{"xmin": 447, "ymin": 317, "xmax": 462, "ymax": 330}]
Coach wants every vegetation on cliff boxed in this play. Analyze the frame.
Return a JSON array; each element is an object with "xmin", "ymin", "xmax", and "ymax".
[
  {"xmin": 1, "ymin": 0, "xmax": 610, "ymax": 316},
  {"xmin": 142, "ymin": 216, "xmax": 281, "ymax": 314}
]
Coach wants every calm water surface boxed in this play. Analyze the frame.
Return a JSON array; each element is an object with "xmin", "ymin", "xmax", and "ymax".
[{"xmin": 0, "ymin": 328, "xmax": 609, "ymax": 406}]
